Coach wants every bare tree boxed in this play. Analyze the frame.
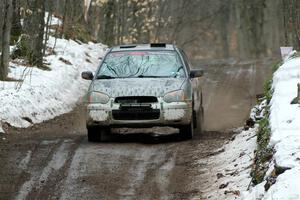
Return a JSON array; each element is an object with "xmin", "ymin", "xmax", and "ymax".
[
  {"xmin": 103, "ymin": 0, "xmax": 116, "ymax": 46},
  {"xmin": 218, "ymin": 0, "xmax": 231, "ymax": 58},
  {"xmin": 22, "ymin": 0, "xmax": 287, "ymax": 59},
  {"xmin": 0, "ymin": 1, "xmax": 4, "ymax": 48},
  {"xmin": 282, "ymin": 0, "xmax": 300, "ymax": 49},
  {"xmin": 0, "ymin": 0, "xmax": 13, "ymax": 81},
  {"xmin": 11, "ymin": 0, "xmax": 22, "ymax": 44},
  {"xmin": 23, "ymin": 0, "xmax": 45, "ymax": 67},
  {"xmin": 236, "ymin": 0, "xmax": 266, "ymax": 58}
]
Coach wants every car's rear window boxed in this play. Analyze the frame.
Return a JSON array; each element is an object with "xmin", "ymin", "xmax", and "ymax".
[{"xmin": 97, "ymin": 50, "xmax": 185, "ymax": 79}]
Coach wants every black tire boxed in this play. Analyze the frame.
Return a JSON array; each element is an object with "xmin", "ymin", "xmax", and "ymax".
[
  {"xmin": 87, "ymin": 127, "xmax": 101, "ymax": 142},
  {"xmin": 179, "ymin": 120, "xmax": 194, "ymax": 140},
  {"xmin": 87, "ymin": 126, "xmax": 110, "ymax": 142}
]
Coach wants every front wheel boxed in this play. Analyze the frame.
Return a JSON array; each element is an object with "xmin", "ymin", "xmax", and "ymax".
[{"xmin": 87, "ymin": 126, "xmax": 109, "ymax": 142}]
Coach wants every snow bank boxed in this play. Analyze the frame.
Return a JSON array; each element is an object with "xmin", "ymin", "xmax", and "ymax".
[
  {"xmin": 243, "ymin": 53, "xmax": 300, "ymax": 199},
  {"xmin": 0, "ymin": 36, "xmax": 106, "ymax": 132},
  {"xmin": 244, "ymin": 167, "xmax": 300, "ymax": 200},
  {"xmin": 201, "ymin": 126, "xmax": 258, "ymax": 200},
  {"xmin": 272, "ymin": 58, "xmax": 300, "ymax": 157}
]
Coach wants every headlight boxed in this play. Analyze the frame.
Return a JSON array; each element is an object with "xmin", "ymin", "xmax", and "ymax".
[
  {"xmin": 88, "ymin": 92, "xmax": 110, "ymax": 104},
  {"xmin": 163, "ymin": 90, "xmax": 187, "ymax": 103}
]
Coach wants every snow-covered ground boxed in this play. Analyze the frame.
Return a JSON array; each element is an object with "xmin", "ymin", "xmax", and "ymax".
[
  {"xmin": 201, "ymin": 126, "xmax": 258, "ymax": 200},
  {"xmin": 0, "ymin": 36, "xmax": 106, "ymax": 133},
  {"xmin": 243, "ymin": 53, "xmax": 300, "ymax": 199}
]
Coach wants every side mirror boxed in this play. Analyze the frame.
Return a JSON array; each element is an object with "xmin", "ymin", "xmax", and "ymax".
[
  {"xmin": 190, "ymin": 69, "xmax": 204, "ymax": 78},
  {"xmin": 81, "ymin": 71, "xmax": 94, "ymax": 80}
]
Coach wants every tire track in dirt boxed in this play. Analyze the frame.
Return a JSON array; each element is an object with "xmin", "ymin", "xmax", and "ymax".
[{"xmin": 15, "ymin": 139, "xmax": 75, "ymax": 199}]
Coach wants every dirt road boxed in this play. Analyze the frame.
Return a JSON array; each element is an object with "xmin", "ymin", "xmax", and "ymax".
[
  {"xmin": 0, "ymin": 58, "xmax": 273, "ymax": 200},
  {"xmin": 199, "ymin": 58, "xmax": 273, "ymax": 131}
]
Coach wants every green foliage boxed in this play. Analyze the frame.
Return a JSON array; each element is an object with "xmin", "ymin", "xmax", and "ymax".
[
  {"xmin": 263, "ymin": 80, "xmax": 273, "ymax": 104},
  {"xmin": 251, "ymin": 109, "xmax": 273, "ymax": 185},
  {"xmin": 250, "ymin": 61, "xmax": 282, "ymax": 185}
]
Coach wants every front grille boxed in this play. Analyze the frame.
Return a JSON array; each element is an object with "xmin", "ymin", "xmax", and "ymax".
[
  {"xmin": 112, "ymin": 107, "xmax": 160, "ymax": 120},
  {"xmin": 114, "ymin": 96, "xmax": 158, "ymax": 104}
]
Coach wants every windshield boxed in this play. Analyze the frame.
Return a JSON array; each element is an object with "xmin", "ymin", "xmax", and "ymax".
[{"xmin": 97, "ymin": 50, "xmax": 185, "ymax": 79}]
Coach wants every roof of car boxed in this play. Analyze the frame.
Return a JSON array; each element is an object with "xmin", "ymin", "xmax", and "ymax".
[{"xmin": 110, "ymin": 43, "xmax": 176, "ymax": 52}]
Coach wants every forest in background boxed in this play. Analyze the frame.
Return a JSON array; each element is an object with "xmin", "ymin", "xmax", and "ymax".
[{"xmin": 1, "ymin": 0, "xmax": 300, "ymax": 80}]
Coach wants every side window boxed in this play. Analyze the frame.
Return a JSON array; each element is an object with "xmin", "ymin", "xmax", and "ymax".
[{"xmin": 179, "ymin": 49, "xmax": 191, "ymax": 72}]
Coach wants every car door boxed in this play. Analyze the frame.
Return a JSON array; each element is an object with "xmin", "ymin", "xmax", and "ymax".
[{"xmin": 179, "ymin": 49, "xmax": 203, "ymax": 117}]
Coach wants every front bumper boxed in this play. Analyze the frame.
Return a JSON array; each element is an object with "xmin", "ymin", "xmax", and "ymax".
[{"xmin": 86, "ymin": 98, "xmax": 192, "ymax": 128}]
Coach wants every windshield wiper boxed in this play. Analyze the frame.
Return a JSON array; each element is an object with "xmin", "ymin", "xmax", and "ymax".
[
  {"xmin": 96, "ymin": 75, "xmax": 116, "ymax": 79},
  {"xmin": 137, "ymin": 75, "xmax": 166, "ymax": 78},
  {"xmin": 173, "ymin": 66, "xmax": 184, "ymax": 77}
]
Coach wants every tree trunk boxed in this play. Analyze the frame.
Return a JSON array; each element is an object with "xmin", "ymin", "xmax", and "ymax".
[
  {"xmin": 61, "ymin": 0, "xmax": 70, "ymax": 38},
  {"xmin": 11, "ymin": 0, "xmax": 22, "ymax": 44},
  {"xmin": 0, "ymin": 0, "xmax": 13, "ymax": 81},
  {"xmin": 24, "ymin": 0, "xmax": 45, "ymax": 68},
  {"xmin": 103, "ymin": 0, "xmax": 115, "ymax": 46},
  {"xmin": 236, "ymin": 0, "xmax": 266, "ymax": 58},
  {"xmin": 43, "ymin": 0, "xmax": 53, "ymax": 57},
  {"xmin": 0, "ymin": 1, "xmax": 5, "ymax": 48},
  {"xmin": 218, "ymin": 0, "xmax": 231, "ymax": 58},
  {"xmin": 283, "ymin": 0, "xmax": 300, "ymax": 49}
]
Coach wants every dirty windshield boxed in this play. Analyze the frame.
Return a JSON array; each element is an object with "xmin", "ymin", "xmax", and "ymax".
[{"xmin": 97, "ymin": 51, "xmax": 185, "ymax": 79}]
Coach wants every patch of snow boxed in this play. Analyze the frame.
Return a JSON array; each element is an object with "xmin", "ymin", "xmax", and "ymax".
[
  {"xmin": 0, "ymin": 36, "xmax": 107, "ymax": 131},
  {"xmin": 263, "ymin": 167, "xmax": 300, "ymax": 200},
  {"xmin": 270, "ymin": 57, "xmax": 300, "ymax": 168},
  {"xmin": 201, "ymin": 126, "xmax": 258, "ymax": 200},
  {"xmin": 243, "ymin": 54, "xmax": 300, "ymax": 199},
  {"xmin": 274, "ymin": 135, "xmax": 300, "ymax": 169},
  {"xmin": 250, "ymin": 99, "xmax": 267, "ymax": 120},
  {"xmin": 241, "ymin": 181, "xmax": 266, "ymax": 200}
]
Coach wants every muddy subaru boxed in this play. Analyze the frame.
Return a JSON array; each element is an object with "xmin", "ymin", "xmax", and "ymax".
[{"xmin": 82, "ymin": 43, "xmax": 204, "ymax": 142}]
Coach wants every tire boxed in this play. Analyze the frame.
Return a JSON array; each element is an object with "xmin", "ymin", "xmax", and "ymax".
[
  {"xmin": 87, "ymin": 126, "xmax": 109, "ymax": 142},
  {"xmin": 87, "ymin": 127, "xmax": 101, "ymax": 142},
  {"xmin": 179, "ymin": 120, "xmax": 194, "ymax": 140}
]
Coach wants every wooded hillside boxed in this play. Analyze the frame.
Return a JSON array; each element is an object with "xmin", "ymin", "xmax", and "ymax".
[{"xmin": 1, "ymin": 0, "xmax": 300, "ymax": 80}]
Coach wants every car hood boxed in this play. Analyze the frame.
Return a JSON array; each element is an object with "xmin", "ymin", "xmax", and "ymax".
[{"xmin": 91, "ymin": 78, "xmax": 186, "ymax": 97}]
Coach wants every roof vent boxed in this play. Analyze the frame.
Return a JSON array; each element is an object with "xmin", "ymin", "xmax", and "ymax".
[
  {"xmin": 120, "ymin": 45, "xmax": 137, "ymax": 49},
  {"xmin": 150, "ymin": 43, "xmax": 166, "ymax": 48}
]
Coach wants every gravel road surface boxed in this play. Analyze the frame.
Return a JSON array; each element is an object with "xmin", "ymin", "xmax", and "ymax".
[{"xmin": 0, "ymin": 58, "xmax": 274, "ymax": 200}]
